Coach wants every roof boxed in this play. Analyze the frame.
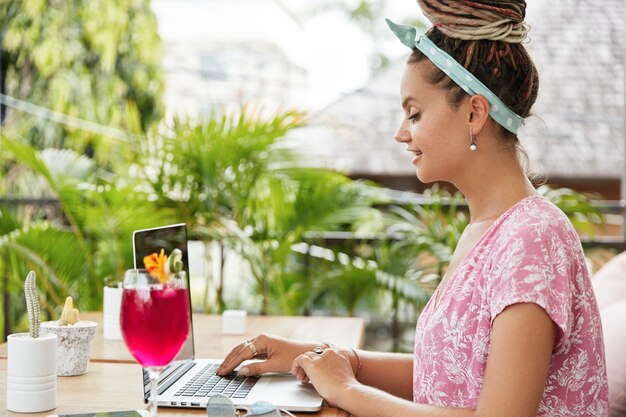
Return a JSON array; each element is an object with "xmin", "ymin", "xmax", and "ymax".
[
  {"xmin": 284, "ymin": 0, "xmax": 625, "ymax": 181},
  {"xmin": 523, "ymin": 0, "xmax": 624, "ymax": 179}
]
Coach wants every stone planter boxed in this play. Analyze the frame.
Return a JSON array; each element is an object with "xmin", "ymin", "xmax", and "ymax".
[
  {"xmin": 40, "ymin": 320, "xmax": 97, "ymax": 376},
  {"xmin": 6, "ymin": 333, "xmax": 57, "ymax": 413}
]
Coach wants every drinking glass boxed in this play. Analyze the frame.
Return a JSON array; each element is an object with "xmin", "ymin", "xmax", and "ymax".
[{"xmin": 120, "ymin": 269, "xmax": 190, "ymax": 417}]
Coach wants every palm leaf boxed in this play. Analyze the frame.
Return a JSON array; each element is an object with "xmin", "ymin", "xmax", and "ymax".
[
  {"xmin": 0, "ymin": 218, "xmax": 88, "ymax": 321},
  {"xmin": 2, "ymin": 136, "xmax": 97, "ymax": 242}
]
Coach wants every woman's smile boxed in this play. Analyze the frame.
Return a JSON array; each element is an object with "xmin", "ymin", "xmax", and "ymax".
[{"xmin": 409, "ymin": 148, "xmax": 423, "ymax": 165}]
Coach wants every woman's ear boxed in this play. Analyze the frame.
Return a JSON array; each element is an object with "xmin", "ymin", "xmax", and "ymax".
[{"xmin": 468, "ymin": 94, "xmax": 490, "ymax": 134}]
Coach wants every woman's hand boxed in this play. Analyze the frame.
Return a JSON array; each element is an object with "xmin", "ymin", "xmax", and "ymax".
[
  {"xmin": 217, "ymin": 334, "xmax": 318, "ymax": 376},
  {"xmin": 291, "ymin": 348, "xmax": 359, "ymax": 408}
]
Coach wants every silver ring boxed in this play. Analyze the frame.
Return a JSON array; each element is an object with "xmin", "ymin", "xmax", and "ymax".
[
  {"xmin": 242, "ymin": 339, "xmax": 258, "ymax": 357},
  {"xmin": 312, "ymin": 346, "xmax": 326, "ymax": 355}
]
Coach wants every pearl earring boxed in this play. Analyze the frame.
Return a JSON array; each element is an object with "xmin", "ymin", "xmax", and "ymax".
[{"xmin": 469, "ymin": 132, "xmax": 477, "ymax": 151}]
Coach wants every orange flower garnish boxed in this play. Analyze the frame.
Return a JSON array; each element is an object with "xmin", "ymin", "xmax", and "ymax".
[{"xmin": 143, "ymin": 249, "xmax": 168, "ymax": 284}]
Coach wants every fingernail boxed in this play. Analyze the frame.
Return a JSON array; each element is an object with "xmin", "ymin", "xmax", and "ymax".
[{"xmin": 239, "ymin": 367, "xmax": 250, "ymax": 376}]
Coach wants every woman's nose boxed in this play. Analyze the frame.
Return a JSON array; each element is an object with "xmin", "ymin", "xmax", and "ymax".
[{"xmin": 394, "ymin": 123, "xmax": 411, "ymax": 143}]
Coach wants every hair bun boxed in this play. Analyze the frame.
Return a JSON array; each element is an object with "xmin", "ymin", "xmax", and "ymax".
[{"xmin": 417, "ymin": 0, "xmax": 529, "ymax": 43}]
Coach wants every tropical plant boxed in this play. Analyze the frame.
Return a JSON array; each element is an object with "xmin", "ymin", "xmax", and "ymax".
[
  {"xmin": 138, "ymin": 109, "xmax": 303, "ymax": 224},
  {"xmin": 138, "ymin": 110, "xmax": 388, "ymax": 314},
  {"xmin": 0, "ymin": 0, "xmax": 163, "ymax": 164},
  {"xmin": 0, "ymin": 134, "xmax": 177, "ymax": 338},
  {"xmin": 0, "ymin": 0, "xmax": 168, "ymax": 339},
  {"xmin": 0, "ymin": 206, "xmax": 86, "ymax": 334},
  {"xmin": 252, "ymin": 172, "xmax": 385, "ymax": 315}
]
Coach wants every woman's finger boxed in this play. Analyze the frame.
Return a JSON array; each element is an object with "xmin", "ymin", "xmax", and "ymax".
[
  {"xmin": 217, "ymin": 336, "xmax": 264, "ymax": 375},
  {"xmin": 217, "ymin": 340, "xmax": 251, "ymax": 375},
  {"xmin": 294, "ymin": 367, "xmax": 307, "ymax": 382},
  {"xmin": 290, "ymin": 352, "xmax": 315, "ymax": 376},
  {"xmin": 238, "ymin": 359, "xmax": 276, "ymax": 376}
]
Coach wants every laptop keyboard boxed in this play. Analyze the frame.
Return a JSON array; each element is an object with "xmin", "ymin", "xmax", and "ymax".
[{"xmin": 174, "ymin": 364, "xmax": 259, "ymax": 399}]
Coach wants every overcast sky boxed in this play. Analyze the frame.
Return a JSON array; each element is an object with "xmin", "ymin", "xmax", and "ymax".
[{"xmin": 152, "ymin": 0, "xmax": 420, "ymax": 110}]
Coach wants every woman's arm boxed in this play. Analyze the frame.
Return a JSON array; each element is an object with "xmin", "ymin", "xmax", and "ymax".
[
  {"xmin": 347, "ymin": 350, "xmax": 414, "ymax": 400},
  {"xmin": 294, "ymin": 302, "xmax": 556, "ymax": 417}
]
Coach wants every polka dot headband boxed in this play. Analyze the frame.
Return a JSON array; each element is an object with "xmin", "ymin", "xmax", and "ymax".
[{"xmin": 386, "ymin": 18, "xmax": 524, "ymax": 135}]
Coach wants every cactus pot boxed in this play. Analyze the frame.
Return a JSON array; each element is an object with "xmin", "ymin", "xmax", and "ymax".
[
  {"xmin": 40, "ymin": 320, "xmax": 97, "ymax": 376},
  {"xmin": 6, "ymin": 333, "xmax": 57, "ymax": 412}
]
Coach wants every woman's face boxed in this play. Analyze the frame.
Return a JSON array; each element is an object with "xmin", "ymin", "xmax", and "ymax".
[{"xmin": 396, "ymin": 61, "xmax": 471, "ymax": 184}]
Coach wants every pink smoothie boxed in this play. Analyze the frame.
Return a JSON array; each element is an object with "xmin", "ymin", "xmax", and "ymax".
[{"xmin": 121, "ymin": 286, "xmax": 190, "ymax": 367}]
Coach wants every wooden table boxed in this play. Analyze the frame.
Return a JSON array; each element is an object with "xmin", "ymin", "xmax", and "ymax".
[
  {"xmin": 2, "ymin": 313, "xmax": 364, "ymax": 416},
  {"xmin": 0, "ymin": 360, "xmax": 348, "ymax": 417},
  {"xmin": 1, "ymin": 312, "xmax": 365, "ymax": 362}
]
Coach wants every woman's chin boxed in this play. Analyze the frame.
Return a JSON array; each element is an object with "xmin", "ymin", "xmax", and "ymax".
[{"xmin": 416, "ymin": 169, "xmax": 434, "ymax": 184}]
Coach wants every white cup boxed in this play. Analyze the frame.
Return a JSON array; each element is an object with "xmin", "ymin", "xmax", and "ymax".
[
  {"xmin": 222, "ymin": 310, "xmax": 247, "ymax": 334},
  {"xmin": 7, "ymin": 333, "xmax": 57, "ymax": 413},
  {"xmin": 103, "ymin": 285, "xmax": 123, "ymax": 340}
]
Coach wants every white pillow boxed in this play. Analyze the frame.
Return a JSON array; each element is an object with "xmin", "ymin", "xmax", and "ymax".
[
  {"xmin": 592, "ymin": 251, "xmax": 626, "ymax": 310},
  {"xmin": 600, "ymin": 298, "xmax": 626, "ymax": 416}
]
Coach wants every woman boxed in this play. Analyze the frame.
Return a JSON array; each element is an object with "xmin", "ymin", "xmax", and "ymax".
[{"xmin": 217, "ymin": 1, "xmax": 609, "ymax": 415}]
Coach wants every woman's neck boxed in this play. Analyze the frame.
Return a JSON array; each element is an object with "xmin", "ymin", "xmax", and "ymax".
[{"xmin": 454, "ymin": 150, "xmax": 537, "ymax": 224}]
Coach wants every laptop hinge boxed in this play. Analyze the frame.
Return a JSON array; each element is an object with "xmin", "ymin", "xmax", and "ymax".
[{"xmin": 144, "ymin": 361, "xmax": 197, "ymax": 402}]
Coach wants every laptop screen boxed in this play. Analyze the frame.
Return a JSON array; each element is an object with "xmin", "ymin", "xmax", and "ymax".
[{"xmin": 132, "ymin": 223, "xmax": 195, "ymax": 364}]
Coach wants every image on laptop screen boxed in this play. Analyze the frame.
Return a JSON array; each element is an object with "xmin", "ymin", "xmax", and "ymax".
[{"xmin": 132, "ymin": 223, "xmax": 194, "ymax": 363}]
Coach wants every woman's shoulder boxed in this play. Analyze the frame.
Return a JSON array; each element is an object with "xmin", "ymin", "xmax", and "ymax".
[
  {"xmin": 498, "ymin": 194, "xmax": 578, "ymax": 243},
  {"xmin": 506, "ymin": 194, "xmax": 568, "ymax": 223},
  {"xmin": 485, "ymin": 195, "xmax": 585, "ymax": 268}
]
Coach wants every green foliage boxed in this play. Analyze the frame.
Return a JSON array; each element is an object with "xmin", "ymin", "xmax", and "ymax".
[
  {"xmin": 0, "ymin": 0, "xmax": 166, "ymax": 337},
  {"xmin": 0, "ymin": 218, "xmax": 85, "ymax": 315},
  {"xmin": 138, "ymin": 110, "xmax": 387, "ymax": 314},
  {"xmin": 373, "ymin": 187, "xmax": 468, "ymax": 302},
  {"xmin": 140, "ymin": 110, "xmax": 304, "ymax": 224},
  {"xmin": 0, "ymin": 0, "xmax": 163, "ymax": 163},
  {"xmin": 311, "ymin": 260, "xmax": 379, "ymax": 316},
  {"xmin": 537, "ymin": 185, "xmax": 605, "ymax": 236},
  {"xmin": 0, "ymin": 134, "xmax": 177, "ymax": 335},
  {"xmin": 253, "ymin": 175, "xmax": 384, "ymax": 315}
]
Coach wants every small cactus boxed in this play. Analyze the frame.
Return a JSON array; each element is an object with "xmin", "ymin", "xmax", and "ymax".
[
  {"xmin": 58, "ymin": 296, "xmax": 80, "ymax": 326},
  {"xmin": 24, "ymin": 271, "xmax": 40, "ymax": 338}
]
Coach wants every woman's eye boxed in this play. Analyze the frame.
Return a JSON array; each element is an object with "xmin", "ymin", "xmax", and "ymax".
[{"xmin": 408, "ymin": 112, "xmax": 420, "ymax": 122}]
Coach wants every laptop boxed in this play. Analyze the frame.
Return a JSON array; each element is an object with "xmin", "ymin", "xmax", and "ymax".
[{"xmin": 132, "ymin": 223, "xmax": 324, "ymax": 411}]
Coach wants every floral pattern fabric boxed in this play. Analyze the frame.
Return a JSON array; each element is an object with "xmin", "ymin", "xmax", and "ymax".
[{"xmin": 413, "ymin": 195, "xmax": 609, "ymax": 416}]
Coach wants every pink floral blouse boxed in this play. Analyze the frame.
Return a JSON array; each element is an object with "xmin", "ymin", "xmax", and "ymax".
[{"xmin": 413, "ymin": 195, "xmax": 609, "ymax": 416}]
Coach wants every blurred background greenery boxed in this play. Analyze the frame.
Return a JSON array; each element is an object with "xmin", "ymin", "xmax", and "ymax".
[{"xmin": 0, "ymin": 0, "xmax": 612, "ymax": 352}]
